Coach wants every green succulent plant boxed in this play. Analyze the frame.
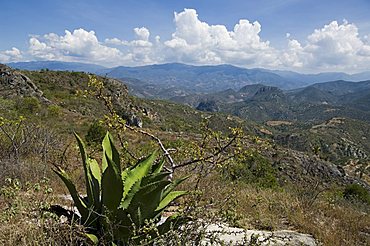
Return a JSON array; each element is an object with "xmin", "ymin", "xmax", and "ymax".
[{"xmin": 53, "ymin": 132, "xmax": 188, "ymax": 244}]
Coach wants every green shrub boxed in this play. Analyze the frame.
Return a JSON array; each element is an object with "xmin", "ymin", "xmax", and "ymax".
[
  {"xmin": 53, "ymin": 132, "xmax": 189, "ymax": 244},
  {"xmin": 85, "ymin": 121, "xmax": 105, "ymax": 146},
  {"xmin": 344, "ymin": 183, "xmax": 370, "ymax": 205},
  {"xmin": 15, "ymin": 97, "xmax": 41, "ymax": 115},
  {"xmin": 47, "ymin": 105, "xmax": 62, "ymax": 117},
  {"xmin": 223, "ymin": 150, "xmax": 278, "ymax": 188}
]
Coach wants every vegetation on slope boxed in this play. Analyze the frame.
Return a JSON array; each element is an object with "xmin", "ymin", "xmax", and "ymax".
[{"xmin": 0, "ymin": 66, "xmax": 369, "ymax": 245}]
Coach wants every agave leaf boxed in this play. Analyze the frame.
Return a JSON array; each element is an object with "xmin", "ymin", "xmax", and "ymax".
[
  {"xmin": 156, "ymin": 191, "xmax": 188, "ymax": 213},
  {"xmin": 85, "ymin": 233, "xmax": 99, "ymax": 245},
  {"xmin": 53, "ymin": 167, "xmax": 89, "ymax": 222},
  {"xmin": 151, "ymin": 158, "xmax": 165, "ymax": 174},
  {"xmin": 120, "ymin": 180, "xmax": 141, "ymax": 209},
  {"xmin": 162, "ymin": 175, "xmax": 189, "ymax": 199},
  {"xmin": 88, "ymin": 158, "xmax": 101, "ymax": 209},
  {"xmin": 121, "ymin": 151, "xmax": 157, "ymax": 202},
  {"xmin": 141, "ymin": 171, "xmax": 171, "ymax": 187},
  {"xmin": 74, "ymin": 133, "xmax": 94, "ymax": 207},
  {"xmin": 102, "ymin": 132, "xmax": 120, "ymax": 173},
  {"xmin": 89, "ymin": 158, "xmax": 101, "ymax": 185},
  {"xmin": 101, "ymin": 152, "xmax": 123, "ymax": 213},
  {"xmin": 120, "ymin": 172, "xmax": 170, "ymax": 210},
  {"xmin": 128, "ymin": 180, "xmax": 171, "ymax": 224}
]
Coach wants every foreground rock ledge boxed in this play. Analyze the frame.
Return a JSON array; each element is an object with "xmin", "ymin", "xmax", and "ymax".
[{"xmin": 202, "ymin": 223, "xmax": 318, "ymax": 246}]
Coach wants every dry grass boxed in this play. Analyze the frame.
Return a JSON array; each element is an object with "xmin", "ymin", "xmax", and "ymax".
[
  {"xmin": 0, "ymin": 128, "xmax": 368, "ymax": 245},
  {"xmin": 1, "ymin": 160, "xmax": 369, "ymax": 245},
  {"xmin": 0, "ymin": 178, "xmax": 90, "ymax": 246},
  {"xmin": 195, "ymin": 172, "xmax": 370, "ymax": 246}
]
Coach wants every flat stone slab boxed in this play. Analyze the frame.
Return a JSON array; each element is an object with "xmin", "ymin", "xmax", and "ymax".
[{"xmin": 202, "ymin": 223, "xmax": 318, "ymax": 245}]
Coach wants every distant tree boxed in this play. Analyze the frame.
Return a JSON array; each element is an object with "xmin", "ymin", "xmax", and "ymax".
[{"xmin": 85, "ymin": 121, "xmax": 105, "ymax": 146}]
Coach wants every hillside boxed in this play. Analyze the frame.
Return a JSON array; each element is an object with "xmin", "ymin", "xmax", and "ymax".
[
  {"xmin": 2, "ymin": 63, "xmax": 369, "ymax": 179},
  {"xmin": 0, "ymin": 64, "xmax": 369, "ymax": 245},
  {"xmin": 172, "ymin": 80, "xmax": 370, "ymax": 165}
]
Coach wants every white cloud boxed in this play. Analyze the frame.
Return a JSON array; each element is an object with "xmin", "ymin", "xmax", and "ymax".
[
  {"xmin": 281, "ymin": 20, "xmax": 370, "ymax": 72},
  {"xmin": 163, "ymin": 9, "xmax": 278, "ymax": 67},
  {"xmin": 28, "ymin": 29, "xmax": 122, "ymax": 66},
  {"xmin": 0, "ymin": 47, "xmax": 22, "ymax": 62},
  {"xmin": 3, "ymin": 9, "xmax": 370, "ymax": 72},
  {"xmin": 134, "ymin": 27, "xmax": 150, "ymax": 41},
  {"xmin": 105, "ymin": 27, "xmax": 156, "ymax": 64}
]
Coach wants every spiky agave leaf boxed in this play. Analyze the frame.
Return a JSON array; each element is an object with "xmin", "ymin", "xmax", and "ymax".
[
  {"xmin": 53, "ymin": 167, "xmax": 89, "ymax": 222},
  {"xmin": 127, "ymin": 180, "xmax": 171, "ymax": 225},
  {"xmin": 151, "ymin": 158, "xmax": 165, "ymax": 174},
  {"xmin": 102, "ymin": 132, "xmax": 120, "ymax": 173},
  {"xmin": 141, "ymin": 171, "xmax": 171, "ymax": 187},
  {"xmin": 120, "ymin": 151, "xmax": 157, "ymax": 206},
  {"xmin": 101, "ymin": 152, "xmax": 123, "ymax": 213},
  {"xmin": 162, "ymin": 175, "xmax": 189, "ymax": 199},
  {"xmin": 88, "ymin": 158, "xmax": 101, "ymax": 211},
  {"xmin": 120, "ymin": 171, "xmax": 170, "ymax": 213},
  {"xmin": 74, "ymin": 133, "xmax": 97, "ymax": 208},
  {"xmin": 155, "ymin": 191, "xmax": 188, "ymax": 214}
]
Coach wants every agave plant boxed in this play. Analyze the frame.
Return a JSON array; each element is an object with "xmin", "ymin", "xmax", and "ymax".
[{"xmin": 53, "ymin": 132, "xmax": 188, "ymax": 244}]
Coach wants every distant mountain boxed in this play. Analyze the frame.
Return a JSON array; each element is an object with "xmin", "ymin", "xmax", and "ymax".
[
  {"xmin": 105, "ymin": 63, "xmax": 370, "ymax": 97},
  {"xmin": 260, "ymin": 68, "xmax": 370, "ymax": 88},
  {"xmin": 8, "ymin": 61, "xmax": 107, "ymax": 73},
  {"xmin": 228, "ymin": 80, "xmax": 370, "ymax": 123},
  {"xmin": 103, "ymin": 63, "xmax": 299, "ymax": 95},
  {"xmin": 174, "ymin": 79, "xmax": 370, "ymax": 124},
  {"xmin": 8, "ymin": 61, "xmax": 370, "ymax": 99}
]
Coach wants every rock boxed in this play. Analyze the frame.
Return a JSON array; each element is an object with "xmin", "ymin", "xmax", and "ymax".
[
  {"xmin": 196, "ymin": 100, "xmax": 219, "ymax": 112},
  {"xmin": 202, "ymin": 223, "xmax": 318, "ymax": 246},
  {"xmin": 121, "ymin": 112, "xmax": 143, "ymax": 128},
  {"xmin": 0, "ymin": 64, "xmax": 49, "ymax": 102}
]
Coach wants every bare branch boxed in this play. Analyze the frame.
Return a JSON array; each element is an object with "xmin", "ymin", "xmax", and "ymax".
[{"xmin": 174, "ymin": 135, "xmax": 238, "ymax": 170}]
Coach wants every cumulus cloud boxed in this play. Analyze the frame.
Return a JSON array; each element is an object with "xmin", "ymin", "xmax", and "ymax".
[
  {"xmin": 5, "ymin": 8, "xmax": 370, "ymax": 72},
  {"xmin": 163, "ymin": 9, "xmax": 278, "ymax": 67},
  {"xmin": 105, "ymin": 27, "xmax": 156, "ymax": 64},
  {"xmin": 28, "ymin": 29, "xmax": 122, "ymax": 65},
  {"xmin": 0, "ymin": 47, "xmax": 22, "ymax": 62},
  {"xmin": 282, "ymin": 20, "xmax": 370, "ymax": 71}
]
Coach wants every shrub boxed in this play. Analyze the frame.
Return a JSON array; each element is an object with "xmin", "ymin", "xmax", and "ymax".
[
  {"xmin": 15, "ymin": 97, "xmax": 41, "ymax": 115},
  {"xmin": 222, "ymin": 150, "xmax": 278, "ymax": 188},
  {"xmin": 47, "ymin": 105, "xmax": 62, "ymax": 117},
  {"xmin": 85, "ymin": 121, "xmax": 105, "ymax": 146},
  {"xmin": 344, "ymin": 183, "xmax": 370, "ymax": 205}
]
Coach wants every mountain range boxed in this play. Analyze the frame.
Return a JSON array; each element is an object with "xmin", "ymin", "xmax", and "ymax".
[
  {"xmin": 8, "ymin": 61, "xmax": 370, "ymax": 98},
  {"xmin": 8, "ymin": 60, "xmax": 370, "ymax": 125}
]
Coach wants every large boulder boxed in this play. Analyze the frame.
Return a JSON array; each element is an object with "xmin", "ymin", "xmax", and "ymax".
[{"xmin": 0, "ymin": 64, "xmax": 48, "ymax": 102}]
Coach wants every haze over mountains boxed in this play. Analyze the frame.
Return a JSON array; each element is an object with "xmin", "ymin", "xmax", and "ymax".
[{"xmin": 8, "ymin": 61, "xmax": 370, "ymax": 96}]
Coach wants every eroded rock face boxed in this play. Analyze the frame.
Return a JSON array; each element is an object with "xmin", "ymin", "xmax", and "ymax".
[{"xmin": 0, "ymin": 64, "xmax": 48, "ymax": 102}]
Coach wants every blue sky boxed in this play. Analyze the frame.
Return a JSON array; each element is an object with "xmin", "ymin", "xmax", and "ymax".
[{"xmin": 1, "ymin": 0, "xmax": 370, "ymax": 73}]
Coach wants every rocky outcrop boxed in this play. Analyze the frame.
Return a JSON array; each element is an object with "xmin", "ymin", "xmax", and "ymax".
[
  {"xmin": 196, "ymin": 100, "xmax": 219, "ymax": 112},
  {"xmin": 0, "ymin": 64, "xmax": 48, "ymax": 102},
  {"xmin": 202, "ymin": 223, "xmax": 318, "ymax": 245},
  {"xmin": 125, "ymin": 113, "xmax": 143, "ymax": 128},
  {"xmin": 276, "ymin": 151, "xmax": 344, "ymax": 185},
  {"xmin": 269, "ymin": 148, "xmax": 370, "ymax": 191}
]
